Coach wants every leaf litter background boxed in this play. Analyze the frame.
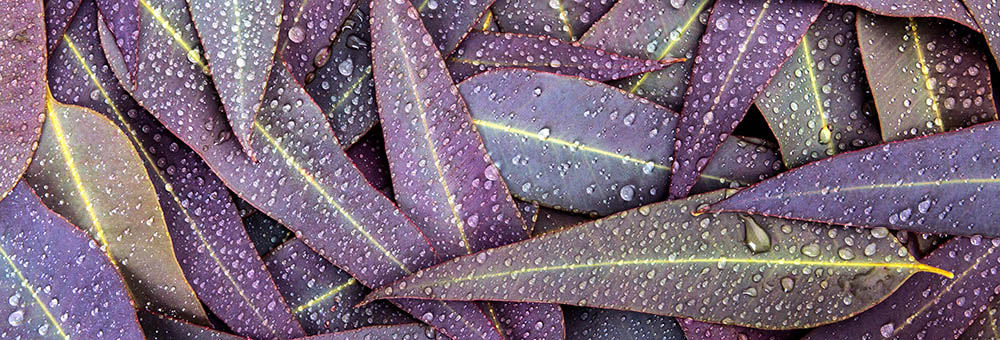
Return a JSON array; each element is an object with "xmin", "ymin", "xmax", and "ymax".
[{"xmin": 2, "ymin": 0, "xmax": 1000, "ymax": 339}]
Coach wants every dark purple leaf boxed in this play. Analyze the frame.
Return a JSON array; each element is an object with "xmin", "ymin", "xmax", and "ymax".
[
  {"xmin": 0, "ymin": 0, "xmax": 45, "ymax": 202},
  {"xmin": 95, "ymin": 0, "xmax": 139, "ymax": 76},
  {"xmin": 305, "ymin": 323, "xmax": 439, "ymax": 340},
  {"xmin": 0, "ymin": 183, "xmax": 144, "ymax": 340},
  {"xmin": 756, "ymin": 5, "xmax": 881, "ymax": 168},
  {"xmin": 346, "ymin": 125, "xmax": 394, "ymax": 197},
  {"xmin": 532, "ymin": 207, "xmax": 592, "ymax": 236},
  {"xmin": 43, "ymin": 0, "xmax": 83, "ymax": 52},
  {"xmin": 476, "ymin": 8, "xmax": 499, "ymax": 32},
  {"xmin": 579, "ymin": 0, "xmax": 714, "ymax": 111},
  {"xmin": 367, "ymin": 190, "xmax": 948, "ymax": 329},
  {"xmin": 244, "ymin": 211, "xmax": 294, "ymax": 256},
  {"xmin": 491, "ymin": 0, "xmax": 614, "ymax": 41},
  {"xmin": 668, "ymin": 0, "xmax": 825, "ymax": 199},
  {"xmin": 515, "ymin": 200, "xmax": 539, "ymax": 234},
  {"xmin": 139, "ymin": 311, "xmax": 249, "ymax": 340},
  {"xmin": 963, "ymin": 0, "xmax": 1000, "ymax": 69},
  {"xmin": 185, "ymin": 0, "xmax": 283, "ymax": 161},
  {"xmin": 709, "ymin": 121, "xmax": 1000, "ymax": 237},
  {"xmin": 458, "ymin": 69, "xmax": 678, "ymax": 216},
  {"xmin": 408, "ymin": 0, "xmax": 496, "ymax": 55},
  {"xmin": 564, "ymin": 306, "xmax": 685, "ymax": 340},
  {"xmin": 828, "ymin": 0, "xmax": 980, "ymax": 31},
  {"xmin": 678, "ymin": 318, "xmax": 801, "ymax": 340},
  {"xmin": 690, "ymin": 136, "xmax": 784, "ymax": 195},
  {"xmin": 804, "ymin": 236, "xmax": 1000, "ymax": 340},
  {"xmin": 857, "ymin": 11, "xmax": 996, "ymax": 142},
  {"xmin": 278, "ymin": 0, "xmax": 357, "ymax": 83},
  {"xmin": 960, "ymin": 293, "xmax": 1000, "ymax": 339},
  {"xmin": 447, "ymin": 31, "xmax": 679, "ymax": 82},
  {"xmin": 264, "ymin": 239, "xmax": 414, "ymax": 335}
]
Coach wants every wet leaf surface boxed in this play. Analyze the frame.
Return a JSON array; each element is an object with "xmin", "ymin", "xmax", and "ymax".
[
  {"xmin": 307, "ymin": 323, "xmax": 441, "ymax": 339},
  {"xmin": 960, "ymin": 292, "xmax": 1000, "ymax": 340},
  {"xmin": 829, "ymin": 0, "xmax": 980, "ymax": 31},
  {"xmin": 0, "ymin": 0, "xmax": 45, "ymax": 202},
  {"xmin": 756, "ymin": 5, "xmax": 881, "ymax": 168},
  {"xmin": 408, "ymin": 0, "xmax": 495, "ymax": 55},
  {"xmin": 278, "ymin": 0, "xmax": 357, "ymax": 83},
  {"xmin": 139, "ymin": 310, "xmax": 249, "ymax": 340},
  {"xmin": 668, "ymin": 0, "xmax": 825, "ymax": 199},
  {"xmin": 564, "ymin": 305, "xmax": 685, "ymax": 340},
  {"xmin": 459, "ymin": 69, "xmax": 678, "ymax": 216},
  {"xmin": 857, "ymin": 11, "xmax": 997, "ymax": 142},
  {"xmin": 963, "ymin": 0, "xmax": 1000, "ymax": 69},
  {"xmin": 95, "ymin": 0, "xmax": 138, "ymax": 76},
  {"xmin": 492, "ymin": 0, "xmax": 614, "ymax": 42},
  {"xmin": 710, "ymin": 121, "xmax": 1000, "ymax": 237},
  {"xmin": 678, "ymin": 318, "xmax": 803, "ymax": 340},
  {"xmin": 367, "ymin": 190, "xmax": 946, "ymax": 329},
  {"xmin": 43, "ymin": 0, "xmax": 83, "ymax": 52},
  {"xmin": 0, "ymin": 183, "xmax": 144, "ymax": 340},
  {"xmin": 690, "ymin": 136, "xmax": 784, "ymax": 195}
]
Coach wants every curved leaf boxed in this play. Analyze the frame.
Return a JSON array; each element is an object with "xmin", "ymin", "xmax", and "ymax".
[
  {"xmin": 0, "ymin": 183, "xmax": 144, "ymax": 340},
  {"xmin": 690, "ymin": 136, "xmax": 784, "ymax": 195},
  {"xmin": 828, "ymin": 0, "xmax": 980, "ymax": 31},
  {"xmin": 491, "ymin": 0, "xmax": 614, "ymax": 41},
  {"xmin": 367, "ymin": 190, "xmax": 948, "ymax": 329},
  {"xmin": 139, "ymin": 311, "xmax": 249, "ymax": 340},
  {"xmin": 25, "ymin": 94, "xmax": 209, "ymax": 324},
  {"xmin": 95, "ymin": 0, "xmax": 139, "ymax": 76},
  {"xmin": 564, "ymin": 306, "xmax": 685, "ymax": 340},
  {"xmin": 756, "ymin": 5, "xmax": 881, "ymax": 168},
  {"xmin": 307, "ymin": 323, "xmax": 438, "ymax": 340},
  {"xmin": 963, "ymin": 0, "xmax": 1000, "ymax": 69},
  {"xmin": 458, "ymin": 69, "xmax": 678, "ymax": 216},
  {"xmin": 52, "ymin": 3, "xmax": 304, "ymax": 337},
  {"xmin": 709, "ymin": 121, "xmax": 1000, "ymax": 237},
  {"xmin": 278, "ymin": 0, "xmax": 357, "ymax": 83},
  {"xmin": 0, "ymin": 0, "xmax": 45, "ymax": 202},
  {"xmin": 185, "ymin": 0, "xmax": 283, "ymax": 160},
  {"xmin": 579, "ymin": 0, "xmax": 714, "ymax": 111},
  {"xmin": 516, "ymin": 200, "xmax": 539, "ymax": 233},
  {"xmin": 668, "ymin": 0, "xmax": 825, "ymax": 199},
  {"xmin": 857, "ymin": 11, "xmax": 997, "ymax": 142},
  {"xmin": 805, "ymin": 237, "xmax": 1000, "ymax": 339},
  {"xmin": 44, "ymin": 0, "xmax": 83, "ymax": 52},
  {"xmin": 448, "ymin": 31, "xmax": 679, "ymax": 82}
]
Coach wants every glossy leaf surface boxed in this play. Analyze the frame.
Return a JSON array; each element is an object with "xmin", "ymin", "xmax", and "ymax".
[
  {"xmin": 43, "ymin": 0, "xmax": 83, "ymax": 52},
  {"xmin": 564, "ymin": 306, "xmax": 685, "ymax": 340},
  {"xmin": 368, "ymin": 190, "xmax": 946, "ymax": 329},
  {"xmin": 492, "ymin": 0, "xmax": 614, "ymax": 41},
  {"xmin": 668, "ymin": 0, "xmax": 825, "ymax": 198},
  {"xmin": 829, "ymin": 0, "xmax": 980, "ymax": 31},
  {"xmin": 95, "ymin": 0, "xmax": 138, "ymax": 76},
  {"xmin": 960, "ymin": 292, "xmax": 1000, "ymax": 340},
  {"xmin": 459, "ymin": 69, "xmax": 678, "ymax": 216},
  {"xmin": 0, "ymin": 0, "xmax": 45, "ymax": 202},
  {"xmin": 0, "ymin": 183, "xmax": 144, "ymax": 340},
  {"xmin": 690, "ymin": 136, "xmax": 784, "ymax": 195},
  {"xmin": 408, "ymin": 0, "xmax": 495, "ymax": 55},
  {"xmin": 278, "ymin": 0, "xmax": 357, "ymax": 83},
  {"xmin": 679, "ymin": 318, "xmax": 801, "ymax": 340},
  {"xmin": 710, "ymin": 121, "xmax": 1000, "ymax": 237}
]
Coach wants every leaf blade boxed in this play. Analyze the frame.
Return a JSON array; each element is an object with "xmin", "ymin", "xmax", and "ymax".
[{"xmin": 0, "ymin": 0, "xmax": 45, "ymax": 202}]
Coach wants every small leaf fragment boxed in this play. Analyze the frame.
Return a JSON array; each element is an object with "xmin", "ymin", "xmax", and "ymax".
[
  {"xmin": 690, "ymin": 136, "xmax": 784, "ymax": 195},
  {"xmin": 564, "ymin": 306, "xmax": 685, "ymax": 340},
  {"xmin": 829, "ymin": 0, "xmax": 980, "ymax": 31},
  {"xmin": 491, "ymin": 0, "xmax": 614, "ymax": 41}
]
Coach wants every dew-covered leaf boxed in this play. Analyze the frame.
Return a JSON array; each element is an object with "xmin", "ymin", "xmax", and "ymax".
[
  {"xmin": 690, "ymin": 136, "xmax": 784, "ymax": 195},
  {"xmin": 264, "ymin": 239, "xmax": 413, "ymax": 335},
  {"xmin": 756, "ymin": 5, "xmax": 881, "ymax": 168},
  {"xmin": 278, "ymin": 0, "xmax": 357, "ymax": 83},
  {"xmin": 960, "ymin": 292, "xmax": 1000, "ymax": 340},
  {"xmin": 515, "ymin": 200, "xmax": 539, "ymax": 233},
  {"xmin": 459, "ymin": 69, "xmax": 678, "ymax": 216},
  {"xmin": 139, "ymin": 311, "xmax": 249, "ymax": 340},
  {"xmin": 476, "ymin": 8, "xmax": 499, "ymax": 32},
  {"xmin": 678, "ymin": 318, "xmax": 801, "ymax": 340},
  {"xmin": 564, "ymin": 306, "xmax": 685, "ymax": 340},
  {"xmin": 0, "ymin": 0, "xmax": 45, "ymax": 202},
  {"xmin": 668, "ymin": 0, "xmax": 825, "ymax": 199},
  {"xmin": 25, "ymin": 94, "xmax": 208, "ymax": 324},
  {"xmin": 963, "ymin": 0, "xmax": 1000, "ymax": 69},
  {"xmin": 346, "ymin": 125, "xmax": 394, "ymax": 198},
  {"xmin": 408, "ymin": 0, "xmax": 495, "ymax": 55},
  {"xmin": 307, "ymin": 323, "xmax": 440, "ymax": 340},
  {"xmin": 245, "ymin": 211, "xmax": 294, "ymax": 256},
  {"xmin": 710, "ymin": 121, "xmax": 1000, "ymax": 237},
  {"xmin": 185, "ymin": 0, "xmax": 282, "ymax": 160},
  {"xmin": 828, "ymin": 0, "xmax": 980, "ymax": 31},
  {"xmin": 43, "ymin": 0, "xmax": 83, "ymax": 52},
  {"xmin": 491, "ymin": 0, "xmax": 614, "ymax": 41},
  {"xmin": 447, "ymin": 31, "xmax": 680, "ymax": 82},
  {"xmin": 367, "ymin": 190, "xmax": 947, "ymax": 329},
  {"xmin": 0, "ymin": 183, "xmax": 144, "ymax": 340},
  {"xmin": 579, "ymin": 0, "xmax": 714, "ymax": 111},
  {"xmin": 532, "ymin": 207, "xmax": 592, "ymax": 236},
  {"xmin": 95, "ymin": 0, "xmax": 139, "ymax": 76},
  {"xmin": 804, "ymin": 236, "xmax": 1000, "ymax": 340}
]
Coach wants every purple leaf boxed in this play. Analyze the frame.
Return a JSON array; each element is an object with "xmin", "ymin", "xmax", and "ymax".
[
  {"xmin": 346, "ymin": 125, "xmax": 394, "ymax": 197},
  {"xmin": 564, "ymin": 306, "xmax": 685, "ymax": 340},
  {"xmin": 139, "ymin": 311, "xmax": 249, "ymax": 340},
  {"xmin": 447, "ymin": 31, "xmax": 679, "ymax": 82},
  {"xmin": 804, "ymin": 237, "xmax": 1000, "ymax": 340},
  {"xmin": 828, "ymin": 0, "xmax": 980, "ymax": 31},
  {"xmin": 278, "ymin": 0, "xmax": 357, "ymax": 84},
  {"xmin": 857, "ymin": 11, "xmax": 996, "ymax": 142},
  {"xmin": 0, "ymin": 0, "xmax": 45, "ymax": 202},
  {"xmin": 756, "ymin": 5, "xmax": 881, "ymax": 167},
  {"xmin": 678, "ymin": 318, "xmax": 801, "ymax": 340},
  {"xmin": 960, "ymin": 294, "xmax": 1000, "ymax": 339},
  {"xmin": 366, "ymin": 190, "xmax": 948, "ymax": 329},
  {"xmin": 95, "ymin": 0, "xmax": 139, "ymax": 76},
  {"xmin": 668, "ymin": 0, "xmax": 825, "ymax": 199},
  {"xmin": 0, "ymin": 183, "xmax": 144, "ymax": 340},
  {"xmin": 709, "ymin": 121, "xmax": 1000, "ymax": 237},
  {"xmin": 305, "ymin": 323, "xmax": 440, "ymax": 340},
  {"xmin": 532, "ymin": 207, "xmax": 592, "ymax": 236},
  {"xmin": 963, "ymin": 0, "xmax": 1000, "ymax": 69},
  {"xmin": 515, "ymin": 200, "xmax": 539, "ymax": 234},
  {"xmin": 185, "ymin": 0, "xmax": 283, "ymax": 161},
  {"xmin": 491, "ymin": 0, "xmax": 614, "ymax": 41},
  {"xmin": 43, "ymin": 0, "xmax": 83, "ymax": 52},
  {"xmin": 579, "ymin": 0, "xmax": 714, "ymax": 111},
  {"xmin": 690, "ymin": 136, "xmax": 784, "ymax": 195},
  {"xmin": 408, "ymin": 0, "xmax": 496, "ymax": 55},
  {"xmin": 458, "ymin": 69, "xmax": 678, "ymax": 216},
  {"xmin": 244, "ymin": 211, "xmax": 294, "ymax": 256}
]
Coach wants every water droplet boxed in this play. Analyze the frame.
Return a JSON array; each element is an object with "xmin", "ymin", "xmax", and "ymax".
[
  {"xmin": 801, "ymin": 244, "xmax": 820, "ymax": 258},
  {"xmin": 740, "ymin": 215, "xmax": 771, "ymax": 254},
  {"xmin": 838, "ymin": 247, "xmax": 856, "ymax": 260},
  {"xmin": 715, "ymin": 17, "xmax": 729, "ymax": 31},
  {"xmin": 288, "ymin": 25, "xmax": 305, "ymax": 43},
  {"xmin": 880, "ymin": 323, "xmax": 894, "ymax": 337},
  {"xmin": 780, "ymin": 277, "xmax": 795, "ymax": 292},
  {"xmin": 670, "ymin": 0, "xmax": 685, "ymax": 9},
  {"xmin": 619, "ymin": 185, "xmax": 635, "ymax": 201},
  {"xmin": 537, "ymin": 127, "xmax": 551, "ymax": 139},
  {"xmin": 8, "ymin": 310, "xmax": 24, "ymax": 326},
  {"xmin": 338, "ymin": 58, "xmax": 353, "ymax": 76}
]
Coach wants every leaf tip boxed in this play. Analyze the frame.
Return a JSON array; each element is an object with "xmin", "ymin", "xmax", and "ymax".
[{"xmin": 920, "ymin": 264, "xmax": 954, "ymax": 279}]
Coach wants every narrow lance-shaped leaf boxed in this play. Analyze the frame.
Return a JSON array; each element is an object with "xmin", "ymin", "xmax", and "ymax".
[
  {"xmin": 408, "ymin": 0, "xmax": 496, "ymax": 55},
  {"xmin": 755, "ymin": 5, "xmax": 881, "ymax": 168},
  {"xmin": 185, "ymin": 0, "xmax": 282, "ymax": 160},
  {"xmin": 139, "ymin": 311, "xmax": 250, "ymax": 340},
  {"xmin": 264, "ymin": 239, "xmax": 414, "ymax": 335},
  {"xmin": 370, "ymin": 0, "xmax": 565, "ymax": 338},
  {"xmin": 677, "ymin": 318, "xmax": 802, "ymax": 340},
  {"xmin": 25, "ymin": 93, "xmax": 209, "ymax": 324},
  {"xmin": 0, "ymin": 0, "xmax": 45, "ymax": 202},
  {"xmin": 857, "ymin": 11, "xmax": 997, "ymax": 142},
  {"xmin": 53, "ymin": 4, "xmax": 305, "ymax": 338},
  {"xmin": 828, "ymin": 0, "xmax": 980, "ymax": 31},
  {"xmin": 101, "ymin": 1, "xmax": 530, "ymax": 337},
  {"xmin": 689, "ymin": 136, "xmax": 784, "ymax": 195},
  {"xmin": 0, "ymin": 183, "xmax": 144, "ymax": 340},
  {"xmin": 563, "ymin": 306, "xmax": 685, "ymax": 340},
  {"xmin": 278, "ymin": 0, "xmax": 357, "ymax": 83},
  {"xmin": 579, "ymin": 0, "xmax": 714, "ymax": 111},
  {"xmin": 95, "ymin": 0, "xmax": 139, "ymax": 76},
  {"xmin": 804, "ymin": 236, "xmax": 1000, "ymax": 340},
  {"xmin": 491, "ymin": 0, "xmax": 614, "ymax": 42},
  {"xmin": 459, "ymin": 69, "xmax": 678, "ymax": 216},
  {"xmin": 366, "ymin": 190, "xmax": 950, "ymax": 329},
  {"xmin": 962, "ymin": 0, "xmax": 1000, "ymax": 70},
  {"xmin": 308, "ymin": 324, "xmax": 440, "ymax": 340},
  {"xmin": 668, "ymin": 0, "xmax": 825, "ymax": 199},
  {"xmin": 346, "ymin": 125, "xmax": 395, "ymax": 198},
  {"xmin": 447, "ymin": 31, "xmax": 680, "ymax": 82},
  {"xmin": 709, "ymin": 121, "xmax": 1000, "ymax": 237},
  {"xmin": 43, "ymin": 0, "xmax": 83, "ymax": 52}
]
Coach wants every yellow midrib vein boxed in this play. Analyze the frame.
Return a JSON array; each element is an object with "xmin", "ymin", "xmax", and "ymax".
[
  {"xmin": 628, "ymin": 0, "xmax": 711, "ymax": 93},
  {"xmin": 138, "ymin": 0, "xmax": 210, "ymax": 74},
  {"xmin": 292, "ymin": 278, "xmax": 356, "ymax": 313},
  {"xmin": 906, "ymin": 18, "xmax": 944, "ymax": 132},
  {"xmin": 799, "ymin": 35, "xmax": 836, "ymax": 156},
  {"xmin": 735, "ymin": 178, "xmax": 1000, "ymax": 202},
  {"xmin": 448, "ymin": 57, "xmax": 584, "ymax": 68},
  {"xmin": 277, "ymin": 0, "xmax": 311, "ymax": 51},
  {"xmin": 554, "ymin": 0, "xmax": 575, "ymax": 40},
  {"xmin": 327, "ymin": 66, "xmax": 372, "ymax": 117},
  {"xmin": 0, "ymin": 244, "xmax": 70, "ymax": 340}
]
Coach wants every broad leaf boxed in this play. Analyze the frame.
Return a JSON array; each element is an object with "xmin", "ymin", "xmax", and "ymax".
[
  {"xmin": 580, "ymin": 0, "xmax": 714, "ymax": 111},
  {"xmin": 459, "ymin": 69, "xmax": 678, "ymax": 216},
  {"xmin": 278, "ymin": 0, "xmax": 357, "ymax": 83},
  {"xmin": 409, "ymin": 0, "xmax": 496, "ymax": 55},
  {"xmin": 0, "ymin": 183, "xmax": 144, "ymax": 339},
  {"xmin": 95, "ymin": 0, "xmax": 139, "ymax": 76},
  {"xmin": 43, "ymin": 0, "xmax": 83, "ymax": 52},
  {"xmin": 52, "ymin": 3, "xmax": 304, "ymax": 337},
  {"xmin": 491, "ymin": 0, "xmax": 614, "ymax": 41},
  {"xmin": 564, "ymin": 306, "xmax": 685, "ymax": 340},
  {"xmin": 25, "ymin": 94, "xmax": 209, "ymax": 324},
  {"xmin": 828, "ymin": 0, "xmax": 980, "ymax": 31},
  {"xmin": 367, "ymin": 190, "xmax": 948, "ymax": 329},
  {"xmin": 857, "ymin": 11, "xmax": 997, "ymax": 141},
  {"xmin": 139, "ymin": 311, "xmax": 249, "ymax": 339},
  {"xmin": 804, "ymin": 237, "xmax": 1000, "ymax": 339},
  {"xmin": 690, "ymin": 136, "xmax": 784, "ymax": 195},
  {"xmin": 185, "ymin": 0, "xmax": 282, "ymax": 160},
  {"xmin": 756, "ymin": 5, "xmax": 881, "ymax": 168},
  {"xmin": 963, "ymin": 0, "xmax": 1000, "ymax": 69},
  {"xmin": 678, "ymin": 318, "xmax": 801, "ymax": 340},
  {"xmin": 448, "ymin": 31, "xmax": 679, "ymax": 82},
  {"xmin": 709, "ymin": 121, "xmax": 1000, "ymax": 237},
  {"xmin": 0, "ymin": 0, "xmax": 45, "ymax": 202},
  {"xmin": 668, "ymin": 0, "xmax": 825, "ymax": 199}
]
